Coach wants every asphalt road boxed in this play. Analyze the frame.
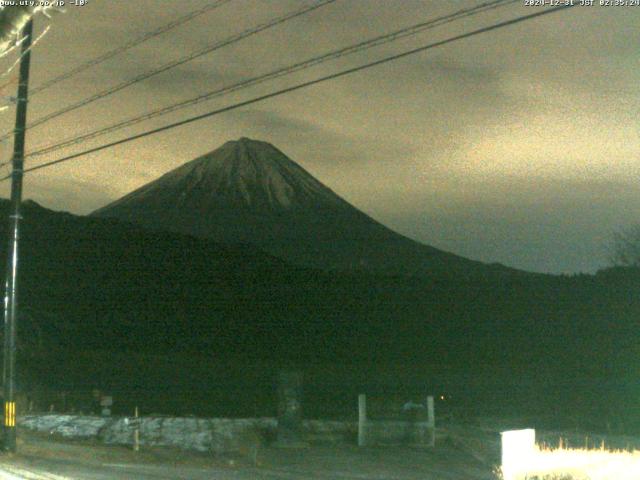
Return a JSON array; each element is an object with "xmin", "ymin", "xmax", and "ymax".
[
  {"xmin": 0, "ymin": 450, "xmax": 496, "ymax": 480},
  {"xmin": 0, "ymin": 461, "xmax": 494, "ymax": 480},
  {"xmin": 0, "ymin": 428, "xmax": 497, "ymax": 479},
  {"xmin": 0, "ymin": 461, "xmax": 302, "ymax": 480}
]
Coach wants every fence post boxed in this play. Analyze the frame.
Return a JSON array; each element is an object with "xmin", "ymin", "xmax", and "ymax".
[
  {"xmin": 133, "ymin": 406, "xmax": 140, "ymax": 452},
  {"xmin": 275, "ymin": 370, "xmax": 306, "ymax": 447},
  {"xmin": 426, "ymin": 395, "xmax": 435, "ymax": 447},
  {"xmin": 358, "ymin": 394, "xmax": 367, "ymax": 447}
]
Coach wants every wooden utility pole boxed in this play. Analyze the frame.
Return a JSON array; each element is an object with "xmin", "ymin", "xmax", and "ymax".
[{"xmin": 2, "ymin": 18, "xmax": 33, "ymax": 453}]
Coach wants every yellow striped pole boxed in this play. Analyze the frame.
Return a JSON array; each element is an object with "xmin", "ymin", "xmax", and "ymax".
[{"xmin": 4, "ymin": 402, "xmax": 15, "ymax": 427}]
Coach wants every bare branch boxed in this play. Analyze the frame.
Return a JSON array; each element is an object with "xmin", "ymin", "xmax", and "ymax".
[{"xmin": 609, "ymin": 225, "xmax": 640, "ymax": 267}]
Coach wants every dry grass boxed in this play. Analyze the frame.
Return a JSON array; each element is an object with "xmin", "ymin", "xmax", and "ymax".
[{"xmin": 499, "ymin": 442, "xmax": 640, "ymax": 480}]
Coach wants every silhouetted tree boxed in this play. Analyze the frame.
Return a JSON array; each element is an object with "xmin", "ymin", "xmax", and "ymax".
[{"xmin": 609, "ymin": 225, "xmax": 640, "ymax": 267}]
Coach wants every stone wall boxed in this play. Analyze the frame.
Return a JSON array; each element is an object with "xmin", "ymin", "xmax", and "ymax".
[
  {"xmin": 19, "ymin": 415, "xmax": 277, "ymax": 453},
  {"xmin": 18, "ymin": 414, "xmax": 431, "ymax": 453}
]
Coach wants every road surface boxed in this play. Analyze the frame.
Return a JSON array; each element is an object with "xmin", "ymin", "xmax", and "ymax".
[{"xmin": 0, "ymin": 428, "xmax": 497, "ymax": 479}]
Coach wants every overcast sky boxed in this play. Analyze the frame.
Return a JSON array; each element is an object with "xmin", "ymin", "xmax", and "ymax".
[{"xmin": 0, "ymin": 0, "xmax": 637, "ymax": 274}]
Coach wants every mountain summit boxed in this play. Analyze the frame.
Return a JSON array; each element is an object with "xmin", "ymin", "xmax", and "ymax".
[
  {"xmin": 103, "ymin": 137, "xmax": 350, "ymax": 213},
  {"xmin": 92, "ymin": 138, "xmax": 503, "ymax": 276}
]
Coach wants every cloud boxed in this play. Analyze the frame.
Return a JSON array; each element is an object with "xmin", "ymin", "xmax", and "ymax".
[
  {"xmin": 377, "ymin": 176, "xmax": 640, "ymax": 274},
  {"xmin": 17, "ymin": 175, "xmax": 115, "ymax": 215},
  {"xmin": 0, "ymin": 1, "xmax": 636, "ymax": 273},
  {"xmin": 220, "ymin": 108, "xmax": 417, "ymax": 167}
]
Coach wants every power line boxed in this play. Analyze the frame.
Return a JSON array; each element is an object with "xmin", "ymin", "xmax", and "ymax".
[
  {"xmin": 0, "ymin": 0, "xmax": 337, "ymax": 142},
  {"xmin": 6, "ymin": 3, "xmax": 576, "ymax": 180},
  {"xmin": 27, "ymin": 0, "xmax": 517, "ymax": 159},
  {"xmin": 29, "ymin": 0, "xmax": 233, "ymax": 96}
]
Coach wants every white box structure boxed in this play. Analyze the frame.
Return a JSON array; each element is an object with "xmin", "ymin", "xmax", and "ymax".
[{"xmin": 501, "ymin": 428, "xmax": 536, "ymax": 480}]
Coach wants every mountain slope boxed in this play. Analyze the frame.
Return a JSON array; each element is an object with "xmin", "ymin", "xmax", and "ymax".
[
  {"xmin": 8, "ymin": 200, "xmax": 636, "ymax": 366},
  {"xmin": 0, "ymin": 200, "xmax": 636, "ymax": 423},
  {"xmin": 92, "ymin": 137, "xmax": 511, "ymax": 276}
]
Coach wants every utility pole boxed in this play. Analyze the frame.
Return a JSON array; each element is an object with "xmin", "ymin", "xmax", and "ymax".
[{"xmin": 2, "ymin": 18, "xmax": 33, "ymax": 453}]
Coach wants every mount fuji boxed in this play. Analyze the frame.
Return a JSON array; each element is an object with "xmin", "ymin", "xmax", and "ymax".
[{"xmin": 92, "ymin": 137, "xmax": 510, "ymax": 276}]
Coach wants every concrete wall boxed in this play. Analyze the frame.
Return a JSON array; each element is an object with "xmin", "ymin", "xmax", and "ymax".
[
  {"xmin": 18, "ymin": 414, "xmax": 429, "ymax": 453},
  {"xmin": 19, "ymin": 415, "xmax": 276, "ymax": 453}
]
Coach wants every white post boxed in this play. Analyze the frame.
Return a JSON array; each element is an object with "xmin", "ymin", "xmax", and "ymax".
[
  {"xmin": 358, "ymin": 394, "xmax": 367, "ymax": 447},
  {"xmin": 133, "ymin": 406, "xmax": 140, "ymax": 452},
  {"xmin": 426, "ymin": 395, "xmax": 435, "ymax": 447}
]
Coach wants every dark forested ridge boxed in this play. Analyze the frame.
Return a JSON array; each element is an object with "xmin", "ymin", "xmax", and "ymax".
[{"xmin": 1, "ymin": 200, "xmax": 637, "ymax": 428}]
